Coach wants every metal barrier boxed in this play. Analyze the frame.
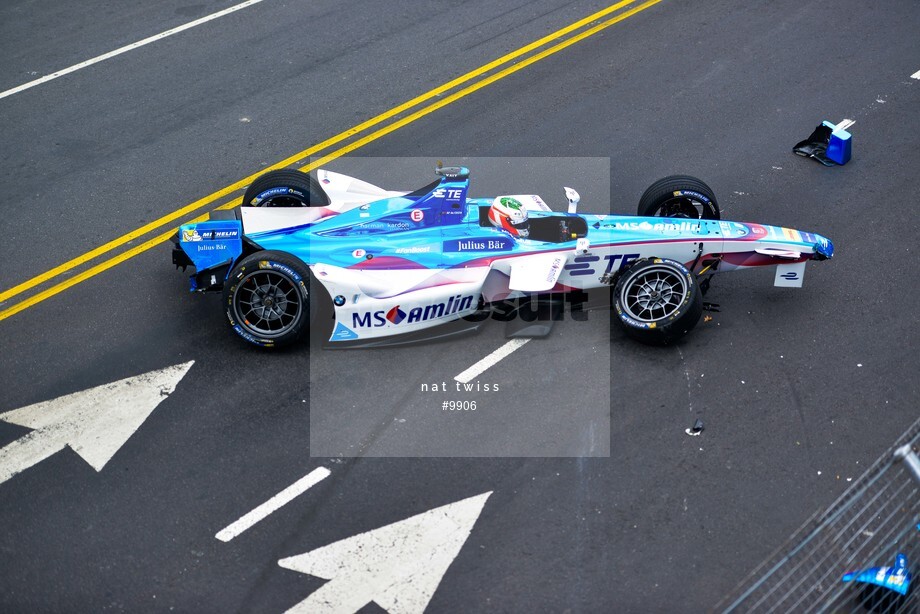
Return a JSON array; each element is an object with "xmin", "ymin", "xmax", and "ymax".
[{"xmin": 719, "ymin": 416, "xmax": 920, "ymax": 613}]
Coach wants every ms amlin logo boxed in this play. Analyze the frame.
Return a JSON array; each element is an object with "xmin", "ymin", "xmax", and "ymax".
[
  {"xmin": 353, "ymin": 295, "xmax": 475, "ymax": 328},
  {"xmin": 386, "ymin": 305, "xmax": 407, "ymax": 324},
  {"xmin": 352, "ymin": 291, "xmax": 590, "ymax": 329}
]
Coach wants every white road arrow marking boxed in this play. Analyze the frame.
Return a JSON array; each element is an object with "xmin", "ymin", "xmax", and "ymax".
[
  {"xmin": 278, "ymin": 491, "xmax": 493, "ymax": 614},
  {"xmin": 0, "ymin": 361, "xmax": 194, "ymax": 485}
]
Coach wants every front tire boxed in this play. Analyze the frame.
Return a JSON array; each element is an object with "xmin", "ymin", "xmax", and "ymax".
[
  {"xmin": 242, "ymin": 169, "xmax": 330, "ymax": 207},
  {"xmin": 223, "ymin": 251, "xmax": 313, "ymax": 348},
  {"xmin": 613, "ymin": 258, "xmax": 703, "ymax": 345},
  {"xmin": 638, "ymin": 175, "xmax": 719, "ymax": 219}
]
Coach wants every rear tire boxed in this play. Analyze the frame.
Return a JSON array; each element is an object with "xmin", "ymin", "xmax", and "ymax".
[
  {"xmin": 223, "ymin": 251, "xmax": 314, "ymax": 348},
  {"xmin": 638, "ymin": 175, "xmax": 719, "ymax": 219},
  {"xmin": 613, "ymin": 258, "xmax": 703, "ymax": 345},
  {"xmin": 242, "ymin": 169, "xmax": 330, "ymax": 207}
]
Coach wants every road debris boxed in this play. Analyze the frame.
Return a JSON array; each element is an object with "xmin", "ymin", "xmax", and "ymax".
[
  {"xmin": 793, "ymin": 119, "xmax": 853, "ymax": 166},
  {"xmin": 685, "ymin": 418, "xmax": 704, "ymax": 437}
]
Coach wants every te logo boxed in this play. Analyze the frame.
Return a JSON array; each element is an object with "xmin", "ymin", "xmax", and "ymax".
[{"xmin": 410, "ymin": 209, "xmax": 424, "ymax": 222}]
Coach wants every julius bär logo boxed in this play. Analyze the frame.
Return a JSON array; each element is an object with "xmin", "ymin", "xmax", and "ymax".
[{"xmin": 386, "ymin": 306, "xmax": 407, "ymax": 324}]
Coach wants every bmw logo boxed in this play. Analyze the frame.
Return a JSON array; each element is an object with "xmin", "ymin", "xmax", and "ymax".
[{"xmin": 333, "ymin": 295, "xmax": 346, "ymax": 306}]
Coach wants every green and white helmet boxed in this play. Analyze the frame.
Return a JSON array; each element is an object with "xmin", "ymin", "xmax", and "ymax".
[{"xmin": 488, "ymin": 196, "xmax": 530, "ymax": 238}]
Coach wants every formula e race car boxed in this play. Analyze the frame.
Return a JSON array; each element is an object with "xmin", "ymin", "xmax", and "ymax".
[{"xmin": 171, "ymin": 165, "xmax": 834, "ymax": 349}]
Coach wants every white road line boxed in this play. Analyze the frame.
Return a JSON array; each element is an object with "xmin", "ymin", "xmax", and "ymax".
[
  {"xmin": 0, "ymin": 0, "xmax": 268, "ymax": 101},
  {"xmin": 215, "ymin": 466, "xmax": 331, "ymax": 542},
  {"xmin": 455, "ymin": 339, "xmax": 530, "ymax": 384},
  {"xmin": 911, "ymin": 69, "xmax": 920, "ymax": 80}
]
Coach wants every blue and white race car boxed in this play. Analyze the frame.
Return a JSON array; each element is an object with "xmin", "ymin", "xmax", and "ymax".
[{"xmin": 171, "ymin": 165, "xmax": 834, "ymax": 348}]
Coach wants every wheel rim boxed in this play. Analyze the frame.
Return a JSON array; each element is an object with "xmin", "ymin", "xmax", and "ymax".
[
  {"xmin": 233, "ymin": 270, "xmax": 303, "ymax": 337},
  {"xmin": 654, "ymin": 196, "xmax": 708, "ymax": 219},
  {"xmin": 620, "ymin": 264, "xmax": 688, "ymax": 322}
]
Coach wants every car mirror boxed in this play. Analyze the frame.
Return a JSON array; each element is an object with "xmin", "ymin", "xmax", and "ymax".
[{"xmin": 564, "ymin": 187, "xmax": 580, "ymax": 213}]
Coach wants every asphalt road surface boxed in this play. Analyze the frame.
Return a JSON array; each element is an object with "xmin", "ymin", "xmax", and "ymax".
[{"xmin": 1, "ymin": 0, "xmax": 918, "ymax": 611}]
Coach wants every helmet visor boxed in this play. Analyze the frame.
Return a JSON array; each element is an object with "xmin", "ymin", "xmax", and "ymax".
[{"xmin": 511, "ymin": 217, "xmax": 530, "ymax": 238}]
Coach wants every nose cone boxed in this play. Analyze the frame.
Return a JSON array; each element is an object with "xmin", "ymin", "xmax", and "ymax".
[{"xmin": 814, "ymin": 235, "xmax": 834, "ymax": 260}]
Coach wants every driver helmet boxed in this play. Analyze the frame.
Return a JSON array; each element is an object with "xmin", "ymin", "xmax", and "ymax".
[{"xmin": 488, "ymin": 196, "xmax": 530, "ymax": 238}]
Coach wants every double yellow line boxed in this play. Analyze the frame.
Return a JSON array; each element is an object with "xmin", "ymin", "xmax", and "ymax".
[{"xmin": 0, "ymin": 0, "xmax": 662, "ymax": 322}]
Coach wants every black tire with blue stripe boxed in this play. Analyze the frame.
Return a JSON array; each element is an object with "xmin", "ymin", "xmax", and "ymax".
[
  {"xmin": 613, "ymin": 258, "xmax": 703, "ymax": 345},
  {"xmin": 223, "ymin": 251, "xmax": 313, "ymax": 348},
  {"xmin": 638, "ymin": 175, "xmax": 719, "ymax": 219},
  {"xmin": 243, "ymin": 169, "xmax": 329, "ymax": 208}
]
